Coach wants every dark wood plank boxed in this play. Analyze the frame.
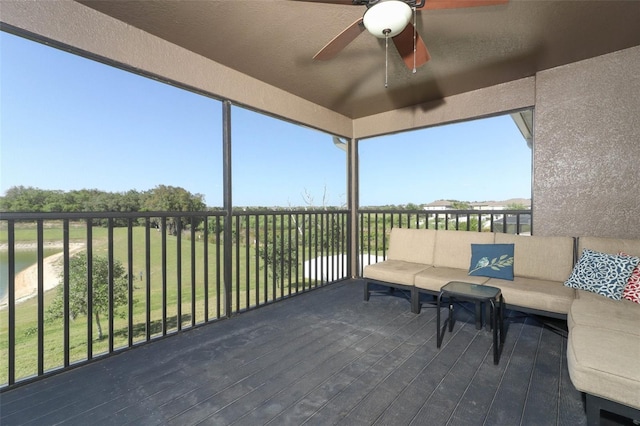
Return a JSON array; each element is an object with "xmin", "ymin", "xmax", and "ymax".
[
  {"xmin": 353, "ymin": 310, "xmax": 483, "ymax": 425},
  {"xmin": 410, "ymin": 327, "xmax": 496, "ymax": 425},
  {"xmin": 483, "ymin": 315, "xmax": 544, "ymax": 425},
  {"xmin": 558, "ymin": 335, "xmax": 589, "ymax": 426},
  {"xmin": 4, "ymin": 280, "xmax": 631, "ymax": 426},
  {"xmin": 443, "ymin": 312, "xmax": 527, "ymax": 425},
  {"xmin": 268, "ymin": 310, "xmax": 439, "ymax": 425},
  {"xmin": 233, "ymin": 310, "xmax": 437, "ymax": 425},
  {"xmin": 521, "ymin": 324, "xmax": 564, "ymax": 424}
]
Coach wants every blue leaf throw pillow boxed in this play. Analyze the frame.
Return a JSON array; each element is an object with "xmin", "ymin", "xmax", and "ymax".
[
  {"xmin": 468, "ymin": 244, "xmax": 515, "ymax": 280},
  {"xmin": 564, "ymin": 248, "xmax": 640, "ymax": 300}
]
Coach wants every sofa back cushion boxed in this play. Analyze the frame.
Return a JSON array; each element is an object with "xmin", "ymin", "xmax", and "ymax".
[
  {"xmin": 387, "ymin": 228, "xmax": 437, "ymax": 264},
  {"xmin": 433, "ymin": 230, "xmax": 495, "ymax": 269},
  {"xmin": 578, "ymin": 236, "xmax": 640, "ymax": 258},
  {"xmin": 495, "ymin": 233, "xmax": 575, "ymax": 282}
]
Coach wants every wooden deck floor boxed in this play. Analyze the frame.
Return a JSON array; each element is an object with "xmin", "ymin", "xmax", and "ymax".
[{"xmin": 0, "ymin": 280, "xmax": 633, "ymax": 425}]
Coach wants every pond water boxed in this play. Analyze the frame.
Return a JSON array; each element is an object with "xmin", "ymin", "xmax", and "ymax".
[{"xmin": 0, "ymin": 248, "xmax": 60, "ymax": 301}]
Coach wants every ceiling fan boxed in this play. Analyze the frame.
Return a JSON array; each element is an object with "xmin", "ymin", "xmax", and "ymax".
[{"xmin": 304, "ymin": 0, "xmax": 508, "ymax": 72}]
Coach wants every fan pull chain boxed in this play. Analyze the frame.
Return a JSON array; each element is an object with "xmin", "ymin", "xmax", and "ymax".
[
  {"xmin": 413, "ymin": 7, "xmax": 417, "ymax": 74},
  {"xmin": 384, "ymin": 29, "xmax": 390, "ymax": 88}
]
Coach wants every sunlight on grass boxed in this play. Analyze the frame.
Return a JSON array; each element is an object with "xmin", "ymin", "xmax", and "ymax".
[{"xmin": 0, "ymin": 220, "xmax": 332, "ymax": 384}]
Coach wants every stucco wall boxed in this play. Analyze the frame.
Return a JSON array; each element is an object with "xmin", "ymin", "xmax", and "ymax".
[{"xmin": 533, "ymin": 45, "xmax": 640, "ymax": 238}]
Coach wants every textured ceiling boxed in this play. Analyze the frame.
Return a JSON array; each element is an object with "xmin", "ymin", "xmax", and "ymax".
[{"xmin": 77, "ymin": 0, "xmax": 640, "ymax": 119}]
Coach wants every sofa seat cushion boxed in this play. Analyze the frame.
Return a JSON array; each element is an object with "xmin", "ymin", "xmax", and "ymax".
[
  {"xmin": 568, "ymin": 290, "xmax": 640, "ymax": 335},
  {"xmin": 414, "ymin": 267, "xmax": 489, "ymax": 293},
  {"xmin": 567, "ymin": 326, "xmax": 640, "ymax": 410},
  {"xmin": 363, "ymin": 260, "xmax": 431, "ymax": 286},
  {"xmin": 485, "ymin": 277, "xmax": 575, "ymax": 315}
]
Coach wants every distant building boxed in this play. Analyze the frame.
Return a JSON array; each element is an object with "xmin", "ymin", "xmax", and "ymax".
[
  {"xmin": 423, "ymin": 199, "xmax": 531, "ymax": 223},
  {"xmin": 423, "ymin": 200, "xmax": 455, "ymax": 211},
  {"xmin": 424, "ymin": 198, "xmax": 531, "ymax": 211},
  {"xmin": 471, "ymin": 198, "xmax": 531, "ymax": 211}
]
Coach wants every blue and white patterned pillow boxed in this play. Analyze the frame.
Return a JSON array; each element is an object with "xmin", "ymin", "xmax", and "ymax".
[{"xmin": 564, "ymin": 249, "xmax": 640, "ymax": 300}]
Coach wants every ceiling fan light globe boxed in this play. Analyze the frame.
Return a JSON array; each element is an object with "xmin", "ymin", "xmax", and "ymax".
[{"xmin": 363, "ymin": 1, "xmax": 412, "ymax": 39}]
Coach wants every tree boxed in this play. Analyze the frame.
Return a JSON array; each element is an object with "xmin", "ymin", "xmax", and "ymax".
[
  {"xmin": 47, "ymin": 253, "xmax": 130, "ymax": 340},
  {"xmin": 143, "ymin": 185, "xmax": 207, "ymax": 235},
  {"xmin": 506, "ymin": 202, "xmax": 527, "ymax": 210},
  {"xmin": 450, "ymin": 200, "xmax": 472, "ymax": 210},
  {"xmin": 259, "ymin": 234, "xmax": 295, "ymax": 287},
  {"xmin": 0, "ymin": 186, "xmax": 65, "ymax": 212},
  {"xmin": 405, "ymin": 202, "xmax": 420, "ymax": 210}
]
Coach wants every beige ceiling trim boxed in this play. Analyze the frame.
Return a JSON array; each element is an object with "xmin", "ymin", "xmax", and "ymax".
[
  {"xmin": 1, "ymin": 0, "xmax": 353, "ymax": 138},
  {"xmin": 353, "ymin": 76, "xmax": 535, "ymax": 140}
]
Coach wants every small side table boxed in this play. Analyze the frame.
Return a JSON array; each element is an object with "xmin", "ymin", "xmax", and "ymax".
[{"xmin": 437, "ymin": 281, "xmax": 505, "ymax": 364}]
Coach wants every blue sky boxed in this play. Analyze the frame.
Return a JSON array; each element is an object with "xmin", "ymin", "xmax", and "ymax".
[{"xmin": 1, "ymin": 31, "xmax": 531, "ymax": 208}]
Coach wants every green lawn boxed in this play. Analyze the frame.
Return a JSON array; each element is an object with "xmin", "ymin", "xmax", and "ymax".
[
  {"xmin": 0, "ymin": 220, "xmax": 96, "ymax": 243},
  {"xmin": 1, "ymin": 223, "xmax": 318, "ymax": 385}
]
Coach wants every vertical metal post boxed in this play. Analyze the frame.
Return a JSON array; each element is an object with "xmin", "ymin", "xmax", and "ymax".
[
  {"xmin": 216, "ymin": 216, "xmax": 222, "ymax": 319},
  {"xmin": 203, "ymin": 216, "xmax": 209, "ymax": 321},
  {"xmin": 161, "ymin": 216, "xmax": 167, "ymax": 335},
  {"xmin": 348, "ymin": 137, "xmax": 359, "ymax": 278},
  {"xmin": 190, "ymin": 216, "xmax": 196, "ymax": 327},
  {"xmin": 7, "ymin": 220, "xmax": 15, "ymax": 385},
  {"xmin": 255, "ymin": 216, "xmax": 261, "ymax": 306},
  {"xmin": 272, "ymin": 217, "xmax": 277, "ymax": 296},
  {"xmin": 108, "ymin": 218, "xmax": 114, "ymax": 353},
  {"xmin": 294, "ymin": 213, "xmax": 299, "ymax": 292},
  {"xmin": 313, "ymin": 213, "xmax": 318, "ymax": 288},
  {"xmin": 235, "ymin": 218, "xmax": 240, "ymax": 310},
  {"xmin": 280, "ymin": 214, "xmax": 285, "ymax": 296},
  {"xmin": 264, "ymin": 215, "xmax": 269, "ymax": 298},
  {"xmin": 127, "ymin": 218, "xmax": 134, "ymax": 346},
  {"xmin": 301, "ymin": 215, "xmax": 306, "ymax": 291},
  {"xmin": 176, "ymin": 218, "xmax": 182, "ymax": 331},
  {"xmin": 63, "ymin": 219, "xmax": 70, "ymax": 367},
  {"xmin": 37, "ymin": 219, "xmax": 44, "ymax": 375},
  {"xmin": 145, "ymin": 217, "xmax": 151, "ymax": 341},
  {"xmin": 245, "ymin": 216, "xmax": 250, "ymax": 306},
  {"xmin": 222, "ymin": 100, "xmax": 233, "ymax": 318},
  {"xmin": 86, "ymin": 220, "xmax": 93, "ymax": 359}
]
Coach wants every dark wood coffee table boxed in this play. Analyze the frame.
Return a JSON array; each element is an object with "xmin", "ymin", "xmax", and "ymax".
[{"xmin": 436, "ymin": 281, "xmax": 505, "ymax": 364}]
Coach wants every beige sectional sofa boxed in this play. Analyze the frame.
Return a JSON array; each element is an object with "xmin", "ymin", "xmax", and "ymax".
[
  {"xmin": 363, "ymin": 228, "xmax": 576, "ymax": 318},
  {"xmin": 362, "ymin": 228, "xmax": 640, "ymax": 425},
  {"xmin": 566, "ymin": 236, "xmax": 640, "ymax": 425}
]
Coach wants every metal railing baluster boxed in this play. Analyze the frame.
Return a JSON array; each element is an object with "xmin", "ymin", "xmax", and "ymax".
[
  {"xmin": 37, "ymin": 220, "xmax": 44, "ymax": 375},
  {"xmin": 63, "ymin": 219, "xmax": 70, "ymax": 367},
  {"xmin": 2, "ymin": 208, "xmax": 527, "ymax": 389},
  {"xmin": 108, "ymin": 217, "xmax": 114, "ymax": 353}
]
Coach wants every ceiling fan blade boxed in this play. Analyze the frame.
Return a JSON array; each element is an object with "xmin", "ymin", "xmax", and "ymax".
[
  {"xmin": 313, "ymin": 18, "xmax": 365, "ymax": 61},
  {"xmin": 297, "ymin": 0, "xmax": 356, "ymax": 3},
  {"xmin": 392, "ymin": 23, "xmax": 431, "ymax": 70},
  {"xmin": 417, "ymin": 0, "xmax": 508, "ymax": 10}
]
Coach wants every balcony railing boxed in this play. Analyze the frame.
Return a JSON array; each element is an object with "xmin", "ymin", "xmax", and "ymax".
[
  {"xmin": 0, "ymin": 208, "xmax": 529, "ymax": 389},
  {"xmin": 357, "ymin": 209, "xmax": 531, "ymax": 275},
  {"xmin": 0, "ymin": 210, "xmax": 349, "ymax": 388}
]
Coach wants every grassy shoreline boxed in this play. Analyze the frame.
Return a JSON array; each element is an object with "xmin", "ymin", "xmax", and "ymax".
[
  {"xmin": 1, "ymin": 226, "xmax": 230, "ymax": 384},
  {"xmin": 1, "ymin": 221, "xmax": 327, "ymax": 385},
  {"xmin": 0, "ymin": 245, "xmax": 85, "ymax": 308}
]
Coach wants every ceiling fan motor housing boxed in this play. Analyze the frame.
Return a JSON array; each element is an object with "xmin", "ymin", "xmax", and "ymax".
[{"xmin": 363, "ymin": 0, "xmax": 413, "ymax": 38}]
